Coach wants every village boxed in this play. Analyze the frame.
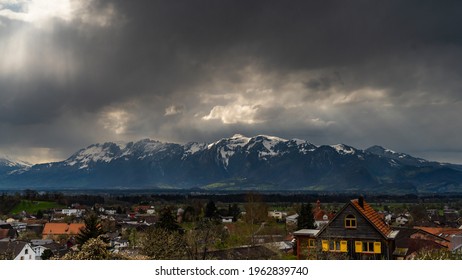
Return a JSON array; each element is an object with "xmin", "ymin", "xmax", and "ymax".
[{"xmin": 1, "ymin": 191, "xmax": 462, "ymax": 260}]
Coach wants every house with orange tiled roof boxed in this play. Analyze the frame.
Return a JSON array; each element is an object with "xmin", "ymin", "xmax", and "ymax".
[
  {"xmin": 392, "ymin": 227, "xmax": 450, "ymax": 259},
  {"xmin": 415, "ymin": 226, "xmax": 462, "ymax": 253},
  {"xmin": 42, "ymin": 223, "xmax": 85, "ymax": 240},
  {"xmin": 312, "ymin": 200, "xmax": 335, "ymax": 229},
  {"xmin": 295, "ymin": 196, "xmax": 399, "ymax": 259}
]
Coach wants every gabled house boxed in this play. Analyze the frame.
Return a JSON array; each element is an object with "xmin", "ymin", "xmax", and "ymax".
[
  {"xmin": 392, "ymin": 227, "xmax": 449, "ymax": 259},
  {"xmin": 42, "ymin": 223, "xmax": 85, "ymax": 240},
  {"xmin": 415, "ymin": 226, "xmax": 462, "ymax": 253},
  {"xmin": 312, "ymin": 200, "xmax": 334, "ymax": 229},
  {"xmin": 0, "ymin": 241, "xmax": 36, "ymax": 260},
  {"xmin": 295, "ymin": 197, "xmax": 399, "ymax": 260},
  {"xmin": 316, "ymin": 197, "xmax": 398, "ymax": 259}
]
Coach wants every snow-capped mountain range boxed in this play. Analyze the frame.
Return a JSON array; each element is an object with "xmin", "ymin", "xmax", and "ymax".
[
  {"xmin": 0, "ymin": 156, "xmax": 31, "ymax": 174},
  {"xmin": 1, "ymin": 134, "xmax": 462, "ymax": 193}
]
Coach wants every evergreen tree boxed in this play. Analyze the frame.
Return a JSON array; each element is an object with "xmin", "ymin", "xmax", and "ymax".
[
  {"xmin": 157, "ymin": 207, "xmax": 182, "ymax": 232},
  {"xmin": 76, "ymin": 213, "xmax": 105, "ymax": 246},
  {"xmin": 41, "ymin": 249, "xmax": 53, "ymax": 260},
  {"xmin": 36, "ymin": 209, "xmax": 44, "ymax": 219},
  {"xmin": 228, "ymin": 203, "xmax": 241, "ymax": 222},
  {"xmin": 297, "ymin": 203, "xmax": 316, "ymax": 230},
  {"xmin": 204, "ymin": 200, "xmax": 218, "ymax": 219}
]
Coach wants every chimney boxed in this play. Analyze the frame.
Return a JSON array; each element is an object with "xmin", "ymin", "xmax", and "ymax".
[{"xmin": 358, "ymin": 196, "xmax": 364, "ymax": 209}]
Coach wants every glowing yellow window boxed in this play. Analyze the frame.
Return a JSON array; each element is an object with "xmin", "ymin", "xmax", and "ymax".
[
  {"xmin": 322, "ymin": 240, "xmax": 329, "ymax": 251},
  {"xmin": 345, "ymin": 214, "xmax": 357, "ymax": 228}
]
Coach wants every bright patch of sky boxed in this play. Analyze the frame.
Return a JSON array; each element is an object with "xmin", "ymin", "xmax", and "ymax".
[{"xmin": 0, "ymin": 0, "xmax": 73, "ymax": 23}]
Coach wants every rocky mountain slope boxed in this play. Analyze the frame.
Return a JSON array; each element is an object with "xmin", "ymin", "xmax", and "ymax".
[{"xmin": 1, "ymin": 134, "xmax": 462, "ymax": 193}]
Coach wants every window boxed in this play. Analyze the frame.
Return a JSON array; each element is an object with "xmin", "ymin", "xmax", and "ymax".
[
  {"xmin": 345, "ymin": 214, "xmax": 357, "ymax": 228},
  {"xmin": 322, "ymin": 240, "xmax": 348, "ymax": 252},
  {"xmin": 329, "ymin": 240, "xmax": 341, "ymax": 251},
  {"xmin": 363, "ymin": 241, "xmax": 374, "ymax": 253},
  {"xmin": 25, "ymin": 249, "xmax": 28, "ymax": 254},
  {"xmin": 355, "ymin": 241, "xmax": 381, "ymax": 254},
  {"xmin": 308, "ymin": 239, "xmax": 316, "ymax": 248}
]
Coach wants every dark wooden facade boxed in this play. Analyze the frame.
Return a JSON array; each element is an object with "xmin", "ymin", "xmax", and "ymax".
[{"xmin": 296, "ymin": 198, "xmax": 395, "ymax": 260}]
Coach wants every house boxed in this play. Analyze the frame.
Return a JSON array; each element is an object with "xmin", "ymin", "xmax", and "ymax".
[
  {"xmin": 109, "ymin": 237, "xmax": 129, "ymax": 252},
  {"xmin": 30, "ymin": 239, "xmax": 69, "ymax": 259},
  {"xmin": 395, "ymin": 215, "xmax": 409, "ymax": 226},
  {"xmin": 293, "ymin": 229, "xmax": 320, "ymax": 259},
  {"xmin": 10, "ymin": 221, "xmax": 27, "ymax": 232},
  {"xmin": 312, "ymin": 200, "xmax": 334, "ymax": 229},
  {"xmin": 221, "ymin": 216, "xmax": 234, "ymax": 223},
  {"xmin": 268, "ymin": 210, "xmax": 286, "ymax": 220},
  {"xmin": 285, "ymin": 214, "xmax": 299, "ymax": 225},
  {"xmin": 30, "ymin": 239, "xmax": 55, "ymax": 260},
  {"xmin": 415, "ymin": 226, "xmax": 462, "ymax": 253},
  {"xmin": 295, "ymin": 197, "xmax": 399, "ymax": 260},
  {"xmin": 42, "ymin": 223, "xmax": 85, "ymax": 240},
  {"xmin": 0, "ymin": 241, "xmax": 36, "ymax": 260},
  {"xmin": 392, "ymin": 227, "xmax": 449, "ymax": 259},
  {"xmin": 0, "ymin": 223, "xmax": 18, "ymax": 241},
  {"xmin": 105, "ymin": 209, "xmax": 117, "ymax": 215},
  {"xmin": 133, "ymin": 205, "xmax": 155, "ymax": 214},
  {"xmin": 61, "ymin": 208, "xmax": 84, "ymax": 217}
]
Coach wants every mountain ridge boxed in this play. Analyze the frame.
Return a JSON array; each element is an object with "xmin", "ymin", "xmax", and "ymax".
[{"xmin": 1, "ymin": 135, "xmax": 462, "ymax": 193}]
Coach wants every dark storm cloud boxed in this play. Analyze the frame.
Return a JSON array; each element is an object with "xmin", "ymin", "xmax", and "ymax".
[{"xmin": 1, "ymin": 0, "xmax": 462, "ymax": 163}]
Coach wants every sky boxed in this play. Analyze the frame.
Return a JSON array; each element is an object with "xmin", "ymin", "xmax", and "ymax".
[{"xmin": 0, "ymin": 0, "xmax": 462, "ymax": 164}]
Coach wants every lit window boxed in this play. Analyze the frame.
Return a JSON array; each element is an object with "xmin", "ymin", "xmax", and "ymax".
[{"xmin": 345, "ymin": 214, "xmax": 357, "ymax": 228}]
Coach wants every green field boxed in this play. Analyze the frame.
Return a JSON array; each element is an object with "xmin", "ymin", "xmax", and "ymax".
[{"xmin": 11, "ymin": 200, "xmax": 65, "ymax": 214}]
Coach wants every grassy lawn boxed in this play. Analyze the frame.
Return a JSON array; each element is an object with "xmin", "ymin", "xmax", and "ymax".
[{"xmin": 11, "ymin": 200, "xmax": 65, "ymax": 214}]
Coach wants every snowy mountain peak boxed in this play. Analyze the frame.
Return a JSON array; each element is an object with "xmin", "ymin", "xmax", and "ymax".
[
  {"xmin": 0, "ymin": 156, "xmax": 32, "ymax": 168},
  {"xmin": 66, "ymin": 142, "xmax": 122, "ymax": 169},
  {"xmin": 254, "ymin": 134, "xmax": 287, "ymax": 142},
  {"xmin": 183, "ymin": 142, "xmax": 207, "ymax": 158},
  {"xmin": 365, "ymin": 145, "xmax": 428, "ymax": 164},
  {"xmin": 231, "ymin": 133, "xmax": 247, "ymax": 139},
  {"xmin": 366, "ymin": 145, "xmax": 408, "ymax": 158},
  {"xmin": 208, "ymin": 134, "xmax": 251, "ymax": 149},
  {"xmin": 331, "ymin": 144, "xmax": 356, "ymax": 155}
]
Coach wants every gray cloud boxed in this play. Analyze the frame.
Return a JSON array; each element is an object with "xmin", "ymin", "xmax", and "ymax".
[{"xmin": 1, "ymin": 0, "xmax": 462, "ymax": 163}]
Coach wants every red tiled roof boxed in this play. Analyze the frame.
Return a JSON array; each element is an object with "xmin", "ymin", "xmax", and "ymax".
[
  {"xmin": 415, "ymin": 227, "xmax": 462, "ymax": 237},
  {"xmin": 313, "ymin": 210, "xmax": 335, "ymax": 221},
  {"xmin": 351, "ymin": 199, "xmax": 391, "ymax": 237},
  {"xmin": 42, "ymin": 223, "xmax": 85, "ymax": 236}
]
